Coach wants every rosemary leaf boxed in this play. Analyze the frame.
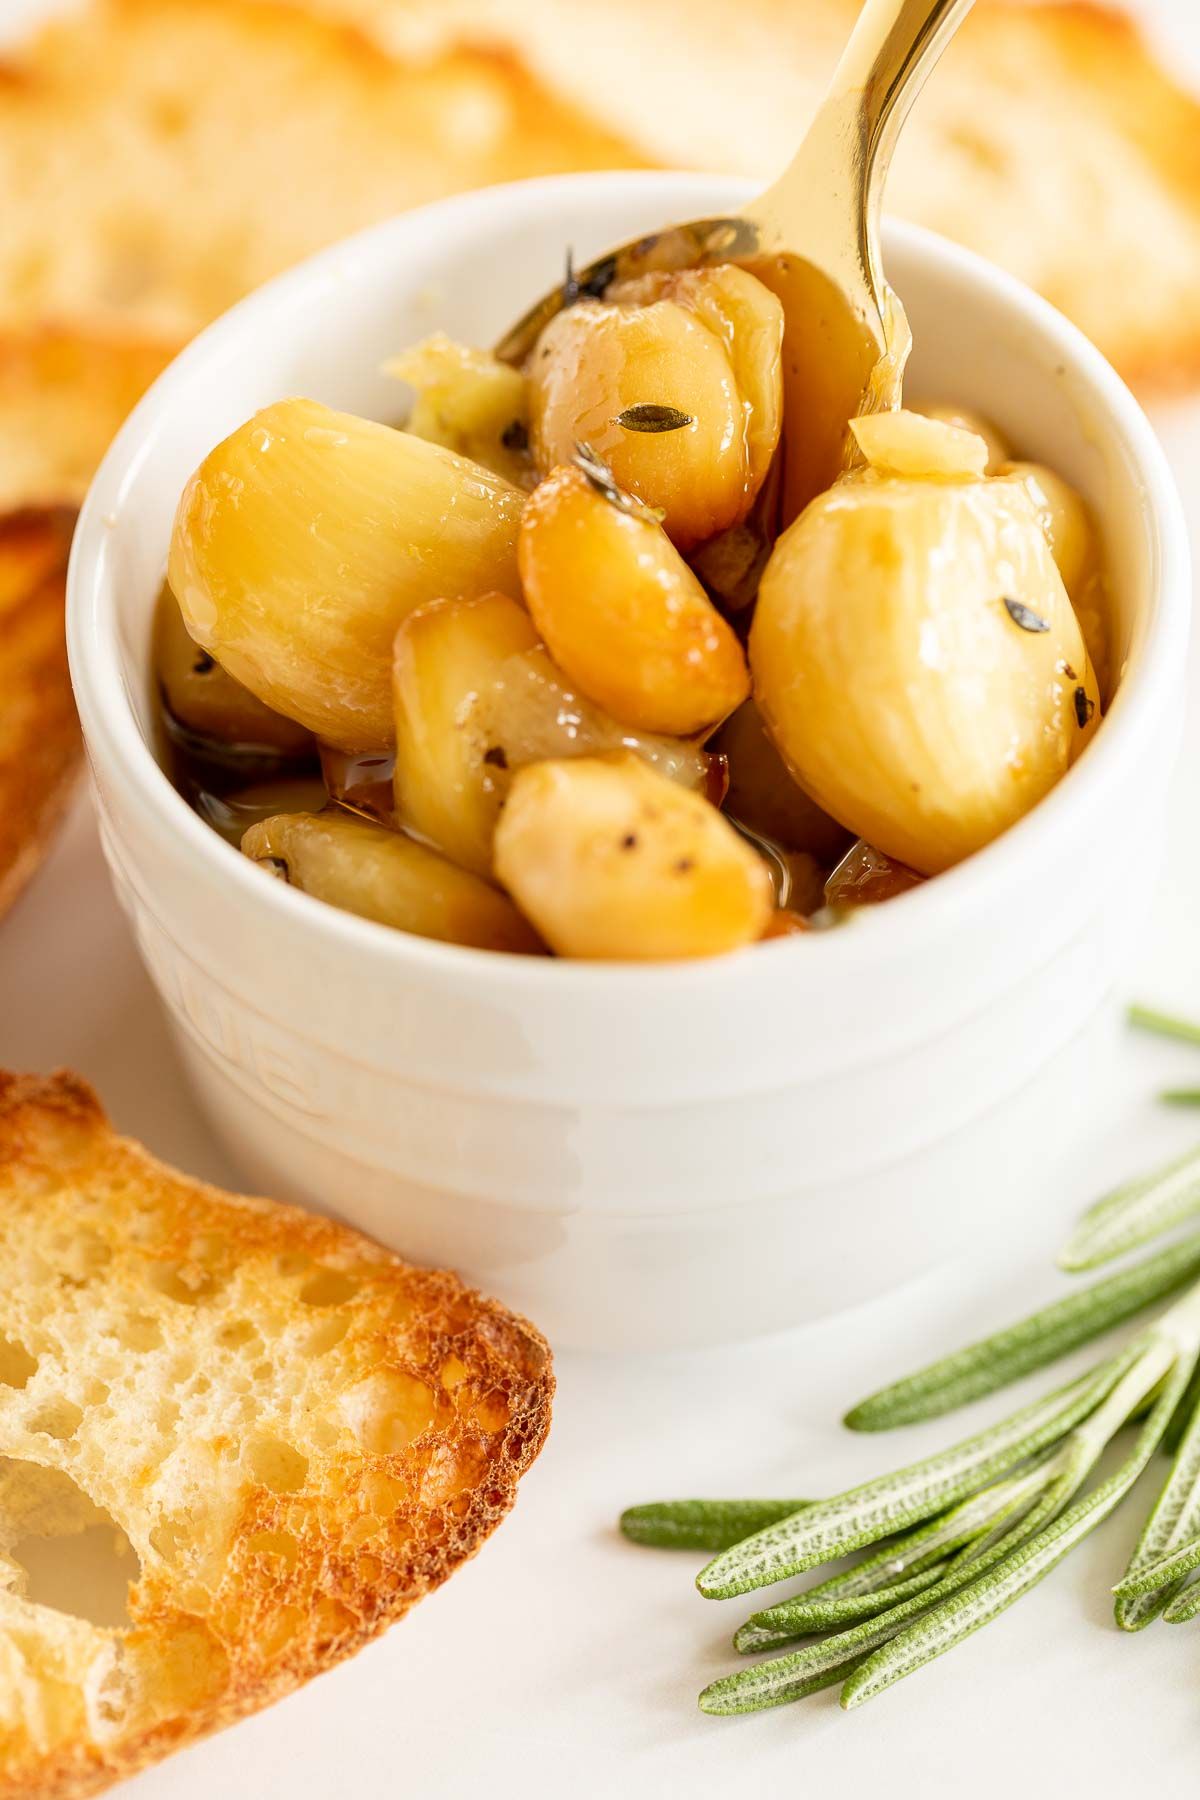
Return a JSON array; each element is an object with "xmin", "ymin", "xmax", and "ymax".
[
  {"xmin": 698, "ymin": 1655, "xmax": 863, "ymax": 1716},
  {"xmin": 1112, "ymin": 1531, "xmax": 1200, "ymax": 1598},
  {"xmin": 795, "ymin": 1524, "xmax": 953, "ymax": 1604},
  {"xmin": 842, "ymin": 1347, "xmax": 1191, "ymax": 1709},
  {"xmin": 619, "ymin": 1498, "xmax": 807, "ymax": 1552},
  {"xmin": 1116, "ymin": 1380, "xmax": 1200, "ymax": 1629},
  {"xmin": 846, "ymin": 1235, "xmax": 1200, "ymax": 1430},
  {"xmin": 1161, "ymin": 1090, "xmax": 1200, "ymax": 1107},
  {"xmin": 793, "ymin": 1535, "xmax": 939, "ymax": 1607},
  {"xmin": 1059, "ymin": 1145, "xmax": 1200, "ymax": 1271},
  {"xmin": 702, "ymin": 1483, "xmax": 1070, "ymax": 1714},
  {"xmin": 728, "ymin": 1508, "xmax": 976, "ymax": 1648},
  {"xmin": 733, "ymin": 1454, "xmax": 1058, "ymax": 1649},
  {"xmin": 705, "ymin": 1628, "xmax": 897, "ymax": 1705},
  {"xmin": 1130, "ymin": 1005, "xmax": 1200, "ymax": 1048},
  {"xmin": 732, "ymin": 1562, "xmax": 950, "ymax": 1650},
  {"xmin": 1163, "ymin": 1582, "xmax": 1200, "ymax": 1623},
  {"xmin": 695, "ymin": 1359, "xmax": 1130, "ymax": 1600},
  {"xmin": 705, "ymin": 1332, "xmax": 1186, "ymax": 1716},
  {"xmin": 845, "ymin": 1489, "xmax": 1120, "ymax": 1707}
]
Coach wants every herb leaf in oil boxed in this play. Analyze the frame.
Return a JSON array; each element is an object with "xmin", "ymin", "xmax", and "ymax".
[{"xmin": 612, "ymin": 404, "xmax": 694, "ymax": 434}]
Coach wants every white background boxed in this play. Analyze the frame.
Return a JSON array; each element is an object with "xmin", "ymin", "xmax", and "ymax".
[{"xmin": 5, "ymin": 0, "xmax": 1200, "ymax": 1793}]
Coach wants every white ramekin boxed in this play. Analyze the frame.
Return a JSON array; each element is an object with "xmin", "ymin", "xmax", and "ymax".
[{"xmin": 67, "ymin": 173, "xmax": 1189, "ymax": 1351}]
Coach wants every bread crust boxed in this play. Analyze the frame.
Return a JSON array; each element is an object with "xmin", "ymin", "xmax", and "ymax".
[
  {"xmin": 0, "ymin": 1071, "xmax": 554, "ymax": 1799},
  {"xmin": 0, "ymin": 510, "xmax": 81, "ymax": 922}
]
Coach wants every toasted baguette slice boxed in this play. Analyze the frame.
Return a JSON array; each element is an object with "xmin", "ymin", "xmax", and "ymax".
[
  {"xmin": 6, "ymin": 0, "xmax": 1196, "ymax": 517},
  {"xmin": 0, "ymin": 0, "xmax": 644, "ymax": 512},
  {"xmin": 0, "ymin": 0, "xmax": 643, "ymax": 348},
  {"xmin": 0, "ymin": 510, "xmax": 81, "ymax": 920},
  {"xmin": 0, "ymin": 1072, "xmax": 553, "ymax": 1800}
]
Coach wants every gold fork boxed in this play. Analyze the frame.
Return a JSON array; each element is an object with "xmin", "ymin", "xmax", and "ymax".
[{"xmin": 496, "ymin": 0, "xmax": 976, "ymax": 522}]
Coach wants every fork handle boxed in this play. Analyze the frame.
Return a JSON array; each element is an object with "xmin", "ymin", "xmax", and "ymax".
[
  {"xmin": 750, "ymin": 0, "xmax": 975, "ymax": 252},
  {"xmin": 835, "ymin": 0, "xmax": 976, "ymax": 186}
]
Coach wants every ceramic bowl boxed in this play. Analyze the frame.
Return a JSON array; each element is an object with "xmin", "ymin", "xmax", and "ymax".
[{"xmin": 67, "ymin": 172, "xmax": 1190, "ymax": 1350}]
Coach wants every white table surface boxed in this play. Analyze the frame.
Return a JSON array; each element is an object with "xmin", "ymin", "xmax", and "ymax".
[{"xmin": 5, "ymin": 0, "xmax": 1200, "ymax": 1793}]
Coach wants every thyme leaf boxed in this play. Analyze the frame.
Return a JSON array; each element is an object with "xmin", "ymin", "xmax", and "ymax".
[
  {"xmin": 612, "ymin": 403, "xmax": 694, "ymax": 434},
  {"xmin": 1002, "ymin": 597, "xmax": 1050, "ymax": 633}
]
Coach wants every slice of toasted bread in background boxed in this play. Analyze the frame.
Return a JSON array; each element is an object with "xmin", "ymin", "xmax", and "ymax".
[
  {"xmin": 0, "ymin": 0, "xmax": 646, "ymax": 512},
  {"xmin": 3, "ymin": 0, "xmax": 1197, "ymax": 516},
  {"xmin": 890, "ymin": 2, "xmax": 1200, "ymax": 393},
  {"xmin": 324, "ymin": 0, "xmax": 1200, "ymax": 392},
  {"xmin": 0, "ymin": 1071, "xmax": 553, "ymax": 1800},
  {"xmin": 0, "ymin": 0, "xmax": 645, "ymax": 350},
  {"xmin": 0, "ymin": 329, "xmax": 177, "ymax": 514},
  {"xmin": 0, "ymin": 509, "xmax": 81, "ymax": 922}
]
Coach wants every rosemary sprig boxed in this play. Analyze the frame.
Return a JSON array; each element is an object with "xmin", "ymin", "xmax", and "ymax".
[
  {"xmin": 846, "ymin": 1234, "xmax": 1200, "ymax": 1430},
  {"xmin": 701, "ymin": 1481, "xmax": 1069, "ymax": 1712},
  {"xmin": 843, "ymin": 1349, "xmax": 1192, "ymax": 1707},
  {"xmin": 619, "ymin": 1498, "xmax": 806, "ymax": 1552},
  {"xmin": 1059, "ymin": 1143, "xmax": 1200, "ymax": 1271},
  {"xmin": 700, "ymin": 1312, "xmax": 1199, "ymax": 1715},
  {"xmin": 625, "ymin": 1118, "xmax": 1200, "ymax": 1718},
  {"xmin": 732, "ymin": 1453, "xmax": 1058, "ymax": 1651},
  {"xmin": 696, "ymin": 1359, "xmax": 1129, "ymax": 1600}
]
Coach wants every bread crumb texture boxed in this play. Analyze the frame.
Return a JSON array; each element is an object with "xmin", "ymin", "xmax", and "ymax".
[
  {"xmin": 0, "ymin": 510, "xmax": 80, "ymax": 921},
  {"xmin": 0, "ymin": 1071, "xmax": 553, "ymax": 1799}
]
